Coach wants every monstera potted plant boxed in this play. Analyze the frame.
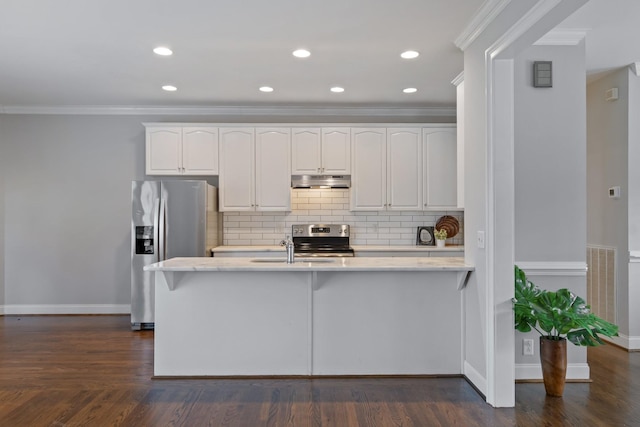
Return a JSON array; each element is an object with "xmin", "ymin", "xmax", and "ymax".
[{"xmin": 513, "ymin": 265, "xmax": 618, "ymax": 396}]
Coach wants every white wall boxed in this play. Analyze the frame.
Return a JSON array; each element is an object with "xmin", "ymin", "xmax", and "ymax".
[{"xmin": 224, "ymin": 189, "xmax": 464, "ymax": 246}]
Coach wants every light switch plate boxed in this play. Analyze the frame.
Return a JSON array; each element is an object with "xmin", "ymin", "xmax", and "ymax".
[{"xmin": 477, "ymin": 231, "xmax": 485, "ymax": 249}]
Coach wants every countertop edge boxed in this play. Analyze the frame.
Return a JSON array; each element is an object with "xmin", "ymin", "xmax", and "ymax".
[{"xmin": 144, "ymin": 257, "xmax": 474, "ymax": 273}]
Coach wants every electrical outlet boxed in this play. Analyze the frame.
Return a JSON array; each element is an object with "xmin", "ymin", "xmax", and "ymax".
[{"xmin": 523, "ymin": 339, "xmax": 534, "ymax": 356}]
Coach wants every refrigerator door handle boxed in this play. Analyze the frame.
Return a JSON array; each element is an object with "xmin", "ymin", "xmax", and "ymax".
[
  {"xmin": 153, "ymin": 198, "xmax": 161, "ymax": 263},
  {"xmin": 159, "ymin": 198, "xmax": 167, "ymax": 261}
]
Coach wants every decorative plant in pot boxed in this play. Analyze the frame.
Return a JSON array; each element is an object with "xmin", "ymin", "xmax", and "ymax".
[
  {"xmin": 512, "ymin": 265, "xmax": 618, "ymax": 397},
  {"xmin": 434, "ymin": 228, "xmax": 447, "ymax": 248}
]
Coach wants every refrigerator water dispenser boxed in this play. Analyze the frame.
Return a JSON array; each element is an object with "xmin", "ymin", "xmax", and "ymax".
[{"xmin": 135, "ymin": 226, "xmax": 154, "ymax": 254}]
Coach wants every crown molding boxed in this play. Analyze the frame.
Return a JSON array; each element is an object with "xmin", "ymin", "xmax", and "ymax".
[
  {"xmin": 0, "ymin": 104, "xmax": 455, "ymax": 118},
  {"xmin": 630, "ymin": 62, "xmax": 640, "ymax": 77},
  {"xmin": 534, "ymin": 29, "xmax": 588, "ymax": 45},
  {"xmin": 451, "ymin": 71, "xmax": 465, "ymax": 86},
  {"xmin": 454, "ymin": 0, "xmax": 512, "ymax": 51}
]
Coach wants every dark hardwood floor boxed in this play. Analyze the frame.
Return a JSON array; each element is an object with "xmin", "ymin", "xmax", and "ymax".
[{"xmin": 0, "ymin": 315, "xmax": 638, "ymax": 426}]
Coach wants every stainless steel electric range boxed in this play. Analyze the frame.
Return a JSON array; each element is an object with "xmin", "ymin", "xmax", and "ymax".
[{"xmin": 291, "ymin": 224, "xmax": 355, "ymax": 257}]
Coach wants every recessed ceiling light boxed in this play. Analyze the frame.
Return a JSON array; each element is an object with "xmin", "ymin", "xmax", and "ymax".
[
  {"xmin": 292, "ymin": 49, "xmax": 311, "ymax": 58},
  {"xmin": 403, "ymin": 87, "xmax": 417, "ymax": 93},
  {"xmin": 259, "ymin": 86, "xmax": 274, "ymax": 92},
  {"xmin": 330, "ymin": 87, "xmax": 345, "ymax": 93},
  {"xmin": 162, "ymin": 85, "xmax": 177, "ymax": 91},
  {"xmin": 153, "ymin": 47, "xmax": 173, "ymax": 56},
  {"xmin": 401, "ymin": 50, "xmax": 419, "ymax": 59}
]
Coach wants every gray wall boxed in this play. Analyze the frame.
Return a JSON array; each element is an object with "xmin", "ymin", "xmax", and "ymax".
[
  {"xmin": 515, "ymin": 44, "xmax": 587, "ymax": 262},
  {"xmin": 514, "ymin": 43, "xmax": 588, "ymax": 368},
  {"xmin": 461, "ymin": 0, "xmax": 588, "ymax": 393},
  {"xmin": 2, "ymin": 115, "xmax": 144, "ymax": 307},
  {"xmin": 586, "ymin": 69, "xmax": 629, "ymax": 335},
  {"xmin": 587, "ymin": 67, "xmax": 640, "ymax": 345},
  {"xmin": 0, "ymin": 112, "xmax": 452, "ymax": 311},
  {"xmin": 0, "ymin": 118, "xmax": 5, "ymax": 307},
  {"xmin": 587, "ymin": 69, "xmax": 628, "ymax": 248}
]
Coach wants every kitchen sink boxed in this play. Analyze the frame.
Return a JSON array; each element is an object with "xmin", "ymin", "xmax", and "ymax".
[{"xmin": 250, "ymin": 258, "xmax": 336, "ymax": 263}]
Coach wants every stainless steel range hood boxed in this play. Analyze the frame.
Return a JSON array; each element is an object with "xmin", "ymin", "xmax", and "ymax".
[{"xmin": 291, "ymin": 175, "xmax": 351, "ymax": 189}]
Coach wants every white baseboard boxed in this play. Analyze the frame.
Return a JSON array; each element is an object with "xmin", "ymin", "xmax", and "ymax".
[
  {"xmin": 1, "ymin": 304, "xmax": 131, "ymax": 315},
  {"xmin": 603, "ymin": 334, "xmax": 640, "ymax": 351},
  {"xmin": 463, "ymin": 361, "xmax": 487, "ymax": 396},
  {"xmin": 515, "ymin": 363, "xmax": 590, "ymax": 380}
]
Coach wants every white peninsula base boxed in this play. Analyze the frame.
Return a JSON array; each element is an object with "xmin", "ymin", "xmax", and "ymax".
[{"xmin": 147, "ymin": 257, "xmax": 473, "ymax": 377}]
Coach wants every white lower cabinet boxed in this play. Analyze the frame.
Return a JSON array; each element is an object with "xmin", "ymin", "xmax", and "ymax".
[
  {"xmin": 423, "ymin": 128, "xmax": 458, "ymax": 210},
  {"xmin": 350, "ymin": 128, "xmax": 421, "ymax": 211},
  {"xmin": 219, "ymin": 127, "xmax": 290, "ymax": 212}
]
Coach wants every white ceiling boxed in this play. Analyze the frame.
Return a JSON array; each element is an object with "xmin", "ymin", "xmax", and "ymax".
[
  {"xmin": 557, "ymin": 0, "xmax": 640, "ymax": 83},
  {"xmin": 0, "ymin": 0, "xmax": 484, "ymax": 110},
  {"xmin": 0, "ymin": 0, "xmax": 635, "ymax": 112}
]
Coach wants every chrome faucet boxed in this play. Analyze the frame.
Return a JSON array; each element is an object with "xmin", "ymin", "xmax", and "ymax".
[{"xmin": 280, "ymin": 235, "xmax": 295, "ymax": 263}]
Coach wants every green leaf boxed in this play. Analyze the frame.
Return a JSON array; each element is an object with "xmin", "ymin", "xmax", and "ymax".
[{"xmin": 512, "ymin": 265, "xmax": 619, "ymax": 346}]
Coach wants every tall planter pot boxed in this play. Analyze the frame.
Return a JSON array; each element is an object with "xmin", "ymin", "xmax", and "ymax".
[{"xmin": 540, "ymin": 336, "xmax": 567, "ymax": 397}]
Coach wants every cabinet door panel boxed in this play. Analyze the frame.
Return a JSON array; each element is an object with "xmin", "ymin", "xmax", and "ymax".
[
  {"xmin": 291, "ymin": 128, "xmax": 321, "ymax": 174},
  {"xmin": 423, "ymin": 128, "xmax": 457, "ymax": 209},
  {"xmin": 182, "ymin": 127, "xmax": 219, "ymax": 175},
  {"xmin": 350, "ymin": 128, "xmax": 386, "ymax": 211},
  {"xmin": 146, "ymin": 127, "xmax": 182, "ymax": 175},
  {"xmin": 322, "ymin": 128, "xmax": 350, "ymax": 174},
  {"xmin": 387, "ymin": 128, "xmax": 422, "ymax": 210},
  {"xmin": 219, "ymin": 128, "xmax": 255, "ymax": 211},
  {"xmin": 256, "ymin": 128, "xmax": 291, "ymax": 211}
]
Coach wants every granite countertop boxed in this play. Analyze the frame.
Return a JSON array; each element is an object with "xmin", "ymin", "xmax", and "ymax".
[
  {"xmin": 211, "ymin": 245, "xmax": 464, "ymax": 253},
  {"xmin": 144, "ymin": 256, "xmax": 473, "ymax": 273},
  {"xmin": 351, "ymin": 245, "xmax": 464, "ymax": 252}
]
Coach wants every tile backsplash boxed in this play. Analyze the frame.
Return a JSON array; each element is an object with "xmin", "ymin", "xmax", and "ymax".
[{"xmin": 223, "ymin": 189, "xmax": 464, "ymax": 246}]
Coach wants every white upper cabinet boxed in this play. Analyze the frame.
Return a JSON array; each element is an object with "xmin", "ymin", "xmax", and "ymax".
[
  {"xmin": 350, "ymin": 128, "xmax": 387, "ymax": 211},
  {"xmin": 387, "ymin": 128, "xmax": 422, "ymax": 211},
  {"xmin": 291, "ymin": 127, "xmax": 350, "ymax": 175},
  {"xmin": 219, "ymin": 128, "xmax": 255, "ymax": 211},
  {"xmin": 219, "ymin": 127, "xmax": 290, "ymax": 212},
  {"xmin": 145, "ymin": 127, "xmax": 182, "ymax": 175},
  {"xmin": 291, "ymin": 128, "xmax": 321, "ymax": 174},
  {"xmin": 182, "ymin": 127, "xmax": 219, "ymax": 175},
  {"xmin": 423, "ymin": 127, "xmax": 458, "ymax": 210},
  {"xmin": 145, "ymin": 125, "xmax": 218, "ymax": 176},
  {"xmin": 255, "ymin": 128, "xmax": 291, "ymax": 211},
  {"xmin": 321, "ymin": 128, "xmax": 350, "ymax": 174},
  {"xmin": 351, "ymin": 128, "xmax": 421, "ymax": 211}
]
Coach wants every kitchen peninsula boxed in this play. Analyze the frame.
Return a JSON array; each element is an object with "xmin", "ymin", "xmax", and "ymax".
[{"xmin": 145, "ymin": 257, "xmax": 473, "ymax": 377}]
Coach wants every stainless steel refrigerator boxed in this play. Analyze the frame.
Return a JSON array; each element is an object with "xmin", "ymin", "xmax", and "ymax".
[{"xmin": 131, "ymin": 180, "xmax": 221, "ymax": 330}]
